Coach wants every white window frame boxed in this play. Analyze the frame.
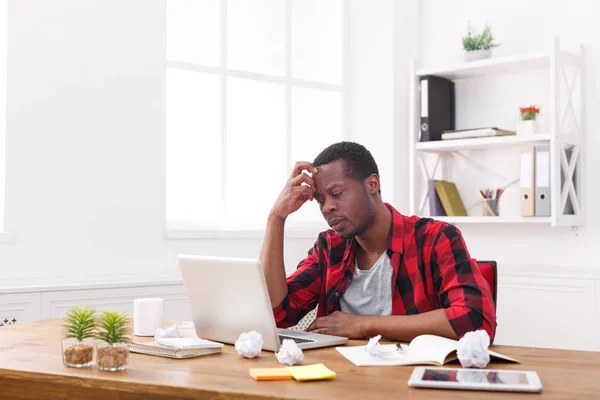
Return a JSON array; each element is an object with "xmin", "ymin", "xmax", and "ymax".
[{"xmin": 165, "ymin": 0, "xmax": 351, "ymax": 239}]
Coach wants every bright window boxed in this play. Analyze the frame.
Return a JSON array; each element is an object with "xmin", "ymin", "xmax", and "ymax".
[{"xmin": 166, "ymin": 0, "xmax": 346, "ymax": 231}]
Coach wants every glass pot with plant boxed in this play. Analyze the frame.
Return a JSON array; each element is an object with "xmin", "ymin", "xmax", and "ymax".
[
  {"xmin": 95, "ymin": 311, "xmax": 131, "ymax": 371},
  {"xmin": 62, "ymin": 306, "xmax": 97, "ymax": 368}
]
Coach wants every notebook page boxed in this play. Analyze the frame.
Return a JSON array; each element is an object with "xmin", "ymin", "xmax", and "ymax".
[{"xmin": 403, "ymin": 335, "xmax": 458, "ymax": 365}]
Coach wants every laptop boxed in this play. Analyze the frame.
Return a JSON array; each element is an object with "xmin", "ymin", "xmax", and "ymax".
[{"xmin": 178, "ymin": 254, "xmax": 349, "ymax": 351}]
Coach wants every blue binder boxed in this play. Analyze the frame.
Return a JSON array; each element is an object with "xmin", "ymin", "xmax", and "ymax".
[{"xmin": 428, "ymin": 180, "xmax": 447, "ymax": 217}]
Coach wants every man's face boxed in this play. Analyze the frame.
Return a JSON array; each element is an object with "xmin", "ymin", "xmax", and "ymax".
[{"xmin": 313, "ymin": 159, "xmax": 376, "ymax": 239}]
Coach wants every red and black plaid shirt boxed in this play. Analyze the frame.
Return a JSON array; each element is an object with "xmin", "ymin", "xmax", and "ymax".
[{"xmin": 273, "ymin": 203, "xmax": 497, "ymax": 341}]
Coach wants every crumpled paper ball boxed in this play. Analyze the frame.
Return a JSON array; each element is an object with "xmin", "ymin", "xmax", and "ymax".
[
  {"xmin": 275, "ymin": 339, "xmax": 304, "ymax": 365},
  {"xmin": 365, "ymin": 335, "xmax": 399, "ymax": 358},
  {"xmin": 154, "ymin": 324, "xmax": 180, "ymax": 338},
  {"xmin": 456, "ymin": 330, "xmax": 490, "ymax": 368},
  {"xmin": 235, "ymin": 331, "xmax": 263, "ymax": 358}
]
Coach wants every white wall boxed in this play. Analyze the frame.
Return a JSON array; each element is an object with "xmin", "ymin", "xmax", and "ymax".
[
  {"xmin": 414, "ymin": 0, "xmax": 599, "ymax": 267},
  {"xmin": 0, "ymin": 1, "xmax": 396, "ymax": 288},
  {"xmin": 2, "ymin": 0, "xmax": 177, "ymax": 286},
  {"xmin": 348, "ymin": 0, "xmax": 395, "ymax": 206}
]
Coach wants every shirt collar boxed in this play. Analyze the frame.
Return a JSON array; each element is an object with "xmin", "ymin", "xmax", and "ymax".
[
  {"xmin": 342, "ymin": 202, "xmax": 405, "ymax": 261},
  {"xmin": 384, "ymin": 202, "xmax": 405, "ymax": 254}
]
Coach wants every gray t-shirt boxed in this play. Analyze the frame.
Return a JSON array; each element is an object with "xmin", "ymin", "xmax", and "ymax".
[{"xmin": 339, "ymin": 252, "xmax": 393, "ymax": 316}]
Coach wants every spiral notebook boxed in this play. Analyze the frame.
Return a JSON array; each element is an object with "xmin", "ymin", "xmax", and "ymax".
[{"xmin": 129, "ymin": 338, "xmax": 223, "ymax": 359}]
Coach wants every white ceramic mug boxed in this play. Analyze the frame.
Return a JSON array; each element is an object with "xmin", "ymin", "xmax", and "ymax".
[{"xmin": 133, "ymin": 298, "xmax": 164, "ymax": 336}]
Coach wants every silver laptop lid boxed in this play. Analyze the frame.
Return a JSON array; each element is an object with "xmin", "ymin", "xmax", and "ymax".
[{"xmin": 178, "ymin": 254, "xmax": 281, "ymax": 351}]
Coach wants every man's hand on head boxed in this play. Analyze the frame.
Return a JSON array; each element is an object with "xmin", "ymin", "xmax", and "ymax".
[
  {"xmin": 306, "ymin": 311, "xmax": 368, "ymax": 339},
  {"xmin": 269, "ymin": 161, "xmax": 318, "ymax": 221}
]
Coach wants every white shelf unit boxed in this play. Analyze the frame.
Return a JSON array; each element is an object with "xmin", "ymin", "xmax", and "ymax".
[
  {"xmin": 433, "ymin": 216, "xmax": 552, "ymax": 225},
  {"xmin": 408, "ymin": 38, "xmax": 583, "ymax": 227},
  {"xmin": 415, "ymin": 133, "xmax": 554, "ymax": 153}
]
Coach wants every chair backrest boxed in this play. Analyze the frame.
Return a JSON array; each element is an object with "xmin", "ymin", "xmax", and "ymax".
[{"xmin": 476, "ymin": 260, "xmax": 498, "ymax": 309}]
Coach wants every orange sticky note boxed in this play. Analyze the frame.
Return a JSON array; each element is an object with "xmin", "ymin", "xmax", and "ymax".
[{"xmin": 249, "ymin": 367, "xmax": 294, "ymax": 381}]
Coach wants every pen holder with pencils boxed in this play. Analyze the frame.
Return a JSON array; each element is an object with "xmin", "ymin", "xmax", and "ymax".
[
  {"xmin": 482, "ymin": 198, "xmax": 499, "ymax": 217},
  {"xmin": 479, "ymin": 188, "xmax": 503, "ymax": 217}
]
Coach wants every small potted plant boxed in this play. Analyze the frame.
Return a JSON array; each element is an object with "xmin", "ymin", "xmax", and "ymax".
[
  {"xmin": 517, "ymin": 105, "xmax": 541, "ymax": 136},
  {"xmin": 62, "ymin": 306, "xmax": 97, "ymax": 368},
  {"xmin": 95, "ymin": 311, "xmax": 131, "ymax": 371},
  {"xmin": 462, "ymin": 23, "xmax": 499, "ymax": 61}
]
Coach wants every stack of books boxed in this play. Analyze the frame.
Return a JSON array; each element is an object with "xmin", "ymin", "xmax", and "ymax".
[
  {"xmin": 441, "ymin": 127, "xmax": 516, "ymax": 140},
  {"xmin": 428, "ymin": 180, "xmax": 467, "ymax": 217}
]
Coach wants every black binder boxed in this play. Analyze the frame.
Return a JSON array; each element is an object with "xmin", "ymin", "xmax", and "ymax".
[{"xmin": 419, "ymin": 76, "xmax": 455, "ymax": 142}]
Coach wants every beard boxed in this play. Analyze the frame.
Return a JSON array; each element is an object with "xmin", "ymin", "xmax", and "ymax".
[{"xmin": 340, "ymin": 191, "xmax": 377, "ymax": 239}]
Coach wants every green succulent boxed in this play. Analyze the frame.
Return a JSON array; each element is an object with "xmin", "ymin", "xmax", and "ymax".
[
  {"xmin": 96, "ymin": 311, "xmax": 131, "ymax": 345},
  {"xmin": 462, "ymin": 23, "xmax": 498, "ymax": 51},
  {"xmin": 63, "ymin": 306, "xmax": 98, "ymax": 342}
]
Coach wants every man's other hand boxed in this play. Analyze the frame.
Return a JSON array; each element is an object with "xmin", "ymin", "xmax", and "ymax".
[{"xmin": 306, "ymin": 311, "xmax": 367, "ymax": 339}]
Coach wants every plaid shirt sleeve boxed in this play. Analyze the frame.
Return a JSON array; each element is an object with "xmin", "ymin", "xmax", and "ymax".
[
  {"xmin": 431, "ymin": 224, "xmax": 497, "ymax": 341},
  {"xmin": 272, "ymin": 234, "xmax": 325, "ymax": 328}
]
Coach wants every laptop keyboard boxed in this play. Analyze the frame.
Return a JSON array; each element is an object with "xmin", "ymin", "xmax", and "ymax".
[{"xmin": 278, "ymin": 334, "xmax": 315, "ymax": 345}]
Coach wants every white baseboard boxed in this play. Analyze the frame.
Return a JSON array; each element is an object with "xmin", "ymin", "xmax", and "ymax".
[
  {"xmin": 0, "ymin": 278, "xmax": 183, "ymax": 294},
  {"xmin": 0, "ymin": 282, "xmax": 191, "ymax": 325}
]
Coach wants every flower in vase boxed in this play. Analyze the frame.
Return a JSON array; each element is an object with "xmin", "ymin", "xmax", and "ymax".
[{"xmin": 519, "ymin": 105, "xmax": 540, "ymax": 121}]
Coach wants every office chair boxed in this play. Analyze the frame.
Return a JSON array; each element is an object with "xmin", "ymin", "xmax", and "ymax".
[{"xmin": 476, "ymin": 260, "xmax": 498, "ymax": 309}]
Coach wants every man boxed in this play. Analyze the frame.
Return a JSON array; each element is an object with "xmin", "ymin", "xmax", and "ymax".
[{"xmin": 259, "ymin": 141, "xmax": 496, "ymax": 342}]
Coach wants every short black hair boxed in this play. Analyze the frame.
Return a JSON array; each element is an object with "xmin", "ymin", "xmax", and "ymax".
[{"xmin": 313, "ymin": 141, "xmax": 380, "ymax": 193}]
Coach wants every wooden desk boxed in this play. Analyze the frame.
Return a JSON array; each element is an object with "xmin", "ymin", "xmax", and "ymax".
[{"xmin": 0, "ymin": 319, "xmax": 598, "ymax": 399}]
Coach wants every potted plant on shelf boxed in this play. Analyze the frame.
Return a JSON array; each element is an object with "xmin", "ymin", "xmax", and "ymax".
[
  {"xmin": 517, "ymin": 105, "xmax": 541, "ymax": 135},
  {"xmin": 62, "ymin": 306, "xmax": 97, "ymax": 368},
  {"xmin": 95, "ymin": 311, "xmax": 131, "ymax": 371},
  {"xmin": 462, "ymin": 23, "xmax": 499, "ymax": 61}
]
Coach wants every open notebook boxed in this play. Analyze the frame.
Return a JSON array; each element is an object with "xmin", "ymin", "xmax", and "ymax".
[{"xmin": 336, "ymin": 334, "xmax": 519, "ymax": 367}]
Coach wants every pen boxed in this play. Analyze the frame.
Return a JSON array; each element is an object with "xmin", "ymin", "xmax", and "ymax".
[{"xmin": 395, "ymin": 342, "xmax": 404, "ymax": 353}]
